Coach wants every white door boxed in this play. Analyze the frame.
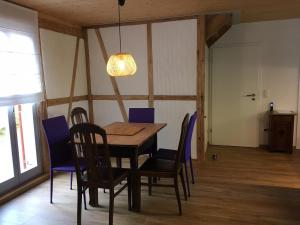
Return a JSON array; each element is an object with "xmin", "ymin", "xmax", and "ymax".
[{"xmin": 211, "ymin": 45, "xmax": 260, "ymax": 147}]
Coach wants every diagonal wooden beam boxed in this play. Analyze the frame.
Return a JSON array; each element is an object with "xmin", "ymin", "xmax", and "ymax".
[
  {"xmin": 94, "ymin": 29, "xmax": 128, "ymax": 122},
  {"xmin": 67, "ymin": 37, "xmax": 80, "ymax": 124},
  {"xmin": 206, "ymin": 13, "xmax": 232, "ymax": 47},
  {"xmin": 83, "ymin": 29, "xmax": 94, "ymax": 123},
  {"xmin": 147, "ymin": 23, "xmax": 154, "ymax": 108}
]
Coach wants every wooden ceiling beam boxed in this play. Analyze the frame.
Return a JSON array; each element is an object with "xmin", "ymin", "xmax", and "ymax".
[
  {"xmin": 205, "ymin": 13, "xmax": 232, "ymax": 47},
  {"xmin": 38, "ymin": 13, "xmax": 83, "ymax": 38}
]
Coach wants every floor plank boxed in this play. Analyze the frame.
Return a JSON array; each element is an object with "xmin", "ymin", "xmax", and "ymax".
[{"xmin": 1, "ymin": 146, "xmax": 300, "ymax": 225}]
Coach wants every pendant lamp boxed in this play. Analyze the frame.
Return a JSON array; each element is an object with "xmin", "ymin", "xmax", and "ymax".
[{"xmin": 106, "ymin": 0, "xmax": 137, "ymax": 77}]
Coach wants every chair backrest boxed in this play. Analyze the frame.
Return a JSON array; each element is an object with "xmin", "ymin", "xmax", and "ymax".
[
  {"xmin": 175, "ymin": 113, "xmax": 190, "ymax": 169},
  {"xmin": 42, "ymin": 116, "xmax": 72, "ymax": 168},
  {"xmin": 70, "ymin": 123, "xmax": 113, "ymax": 186},
  {"xmin": 71, "ymin": 107, "xmax": 89, "ymax": 126},
  {"xmin": 128, "ymin": 108, "xmax": 154, "ymax": 123},
  {"xmin": 184, "ymin": 112, "xmax": 197, "ymax": 161}
]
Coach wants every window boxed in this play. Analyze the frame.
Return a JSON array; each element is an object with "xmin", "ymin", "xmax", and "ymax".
[{"xmin": 0, "ymin": 1, "xmax": 43, "ymax": 195}]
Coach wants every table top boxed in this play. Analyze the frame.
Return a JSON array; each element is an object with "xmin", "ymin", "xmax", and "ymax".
[
  {"xmin": 102, "ymin": 122, "xmax": 167, "ymax": 147},
  {"xmin": 105, "ymin": 122, "xmax": 145, "ymax": 136}
]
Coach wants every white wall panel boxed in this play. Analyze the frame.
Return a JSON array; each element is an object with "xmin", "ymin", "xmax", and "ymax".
[
  {"xmin": 40, "ymin": 29, "xmax": 76, "ymax": 99},
  {"xmin": 88, "ymin": 29, "xmax": 114, "ymax": 95},
  {"xmin": 124, "ymin": 101, "xmax": 149, "ymax": 116},
  {"xmin": 93, "ymin": 101, "xmax": 123, "ymax": 127},
  {"xmin": 74, "ymin": 39, "xmax": 88, "ymax": 96},
  {"xmin": 100, "ymin": 25, "xmax": 148, "ymax": 95},
  {"xmin": 47, "ymin": 104, "xmax": 68, "ymax": 119},
  {"xmin": 152, "ymin": 19, "xmax": 197, "ymax": 95},
  {"xmin": 155, "ymin": 101, "xmax": 197, "ymax": 159}
]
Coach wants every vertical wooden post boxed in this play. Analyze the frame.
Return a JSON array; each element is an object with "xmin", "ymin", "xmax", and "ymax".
[
  {"xmin": 197, "ymin": 15, "xmax": 206, "ymax": 161},
  {"xmin": 38, "ymin": 28, "xmax": 48, "ymax": 118},
  {"xmin": 83, "ymin": 29, "xmax": 94, "ymax": 123},
  {"xmin": 38, "ymin": 28, "xmax": 50, "ymax": 174},
  {"xmin": 147, "ymin": 23, "xmax": 154, "ymax": 108},
  {"xmin": 94, "ymin": 29, "xmax": 128, "ymax": 122},
  {"xmin": 67, "ymin": 37, "xmax": 80, "ymax": 124}
]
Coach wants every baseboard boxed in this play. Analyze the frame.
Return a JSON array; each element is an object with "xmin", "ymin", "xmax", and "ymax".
[{"xmin": 0, "ymin": 174, "xmax": 49, "ymax": 205}]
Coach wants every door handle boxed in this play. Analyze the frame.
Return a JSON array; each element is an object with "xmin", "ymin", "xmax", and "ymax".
[{"xmin": 244, "ymin": 93, "xmax": 256, "ymax": 97}]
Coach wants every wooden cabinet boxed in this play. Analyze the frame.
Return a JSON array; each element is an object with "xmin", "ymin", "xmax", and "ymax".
[{"xmin": 268, "ymin": 111, "xmax": 296, "ymax": 153}]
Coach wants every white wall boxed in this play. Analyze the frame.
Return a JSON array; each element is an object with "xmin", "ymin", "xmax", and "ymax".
[
  {"xmin": 212, "ymin": 18, "xmax": 300, "ymax": 147},
  {"xmin": 39, "ymin": 29, "xmax": 88, "ymax": 119},
  {"xmin": 152, "ymin": 20, "xmax": 197, "ymax": 158},
  {"xmin": 88, "ymin": 19, "xmax": 200, "ymax": 158}
]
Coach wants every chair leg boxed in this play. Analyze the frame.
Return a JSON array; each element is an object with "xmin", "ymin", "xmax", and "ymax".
[
  {"xmin": 148, "ymin": 177, "xmax": 152, "ymax": 196},
  {"xmin": 174, "ymin": 176, "xmax": 182, "ymax": 215},
  {"xmin": 116, "ymin": 157, "xmax": 122, "ymax": 168},
  {"xmin": 180, "ymin": 170, "xmax": 188, "ymax": 201},
  {"xmin": 70, "ymin": 172, "xmax": 73, "ymax": 190},
  {"xmin": 127, "ymin": 176, "xmax": 132, "ymax": 211},
  {"xmin": 184, "ymin": 162, "xmax": 191, "ymax": 197},
  {"xmin": 109, "ymin": 188, "xmax": 115, "ymax": 225},
  {"xmin": 50, "ymin": 170, "xmax": 54, "ymax": 203},
  {"xmin": 190, "ymin": 157, "xmax": 195, "ymax": 184},
  {"xmin": 83, "ymin": 188, "xmax": 87, "ymax": 210},
  {"xmin": 77, "ymin": 187, "xmax": 82, "ymax": 225}
]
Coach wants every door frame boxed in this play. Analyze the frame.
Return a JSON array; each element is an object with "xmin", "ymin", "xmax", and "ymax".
[{"xmin": 208, "ymin": 42, "xmax": 263, "ymax": 147}]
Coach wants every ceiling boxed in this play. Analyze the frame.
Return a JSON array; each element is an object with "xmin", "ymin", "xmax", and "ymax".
[{"xmin": 8, "ymin": 0, "xmax": 300, "ymax": 27}]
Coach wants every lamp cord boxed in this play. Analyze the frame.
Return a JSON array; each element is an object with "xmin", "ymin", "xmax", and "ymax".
[{"xmin": 118, "ymin": 2, "xmax": 122, "ymax": 53}]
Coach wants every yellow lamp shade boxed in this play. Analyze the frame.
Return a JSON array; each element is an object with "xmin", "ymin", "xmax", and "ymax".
[{"xmin": 106, "ymin": 53, "xmax": 137, "ymax": 77}]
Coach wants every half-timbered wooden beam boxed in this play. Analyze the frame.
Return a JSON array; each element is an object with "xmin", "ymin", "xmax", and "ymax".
[
  {"xmin": 37, "ymin": 28, "xmax": 49, "ymax": 174},
  {"xmin": 92, "ymin": 95, "xmax": 196, "ymax": 101},
  {"xmin": 67, "ymin": 37, "xmax": 80, "ymax": 124},
  {"xmin": 83, "ymin": 29, "xmax": 95, "ymax": 123},
  {"xmin": 205, "ymin": 13, "xmax": 232, "ymax": 47},
  {"xmin": 47, "ymin": 95, "xmax": 88, "ymax": 107},
  {"xmin": 147, "ymin": 23, "xmax": 154, "ymax": 108},
  {"xmin": 38, "ymin": 13, "xmax": 83, "ymax": 38},
  {"xmin": 197, "ymin": 15, "xmax": 206, "ymax": 161}
]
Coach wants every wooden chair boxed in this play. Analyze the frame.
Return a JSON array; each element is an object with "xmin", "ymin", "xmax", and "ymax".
[
  {"xmin": 71, "ymin": 107, "xmax": 89, "ymax": 125},
  {"xmin": 70, "ymin": 123, "xmax": 131, "ymax": 225},
  {"xmin": 154, "ymin": 111, "xmax": 197, "ymax": 196},
  {"xmin": 136, "ymin": 114, "xmax": 189, "ymax": 215}
]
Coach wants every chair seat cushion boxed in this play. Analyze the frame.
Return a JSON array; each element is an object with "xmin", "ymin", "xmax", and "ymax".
[
  {"xmin": 139, "ymin": 158, "xmax": 176, "ymax": 177},
  {"xmin": 52, "ymin": 161, "xmax": 85, "ymax": 172},
  {"xmin": 154, "ymin": 148, "xmax": 176, "ymax": 160}
]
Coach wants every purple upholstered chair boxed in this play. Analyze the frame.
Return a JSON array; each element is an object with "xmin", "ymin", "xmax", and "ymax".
[
  {"xmin": 42, "ymin": 115, "xmax": 86, "ymax": 207},
  {"xmin": 115, "ymin": 108, "xmax": 156, "ymax": 168},
  {"xmin": 154, "ymin": 111, "xmax": 197, "ymax": 197},
  {"xmin": 128, "ymin": 108, "xmax": 155, "ymax": 123},
  {"xmin": 129, "ymin": 107, "xmax": 156, "ymax": 155}
]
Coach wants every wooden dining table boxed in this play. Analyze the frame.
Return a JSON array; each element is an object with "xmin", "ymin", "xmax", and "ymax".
[{"xmin": 89, "ymin": 121, "xmax": 166, "ymax": 211}]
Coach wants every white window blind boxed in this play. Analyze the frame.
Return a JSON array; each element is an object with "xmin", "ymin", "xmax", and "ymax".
[{"xmin": 0, "ymin": 1, "xmax": 43, "ymax": 106}]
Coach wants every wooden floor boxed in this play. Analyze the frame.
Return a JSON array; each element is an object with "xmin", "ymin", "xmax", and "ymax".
[{"xmin": 1, "ymin": 146, "xmax": 300, "ymax": 225}]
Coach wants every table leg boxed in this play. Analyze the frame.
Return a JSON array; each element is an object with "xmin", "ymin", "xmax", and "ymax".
[
  {"xmin": 130, "ymin": 153, "xmax": 140, "ymax": 212},
  {"xmin": 89, "ymin": 188, "xmax": 99, "ymax": 207},
  {"xmin": 152, "ymin": 135, "xmax": 158, "ymax": 184}
]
